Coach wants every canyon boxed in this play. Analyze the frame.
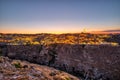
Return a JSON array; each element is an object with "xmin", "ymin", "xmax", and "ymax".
[{"xmin": 0, "ymin": 43, "xmax": 120, "ymax": 80}]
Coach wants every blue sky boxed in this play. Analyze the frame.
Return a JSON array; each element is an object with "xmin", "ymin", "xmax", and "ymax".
[{"xmin": 0, "ymin": 0, "xmax": 120, "ymax": 33}]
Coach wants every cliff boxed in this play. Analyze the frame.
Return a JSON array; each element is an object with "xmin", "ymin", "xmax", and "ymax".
[{"xmin": 0, "ymin": 44, "xmax": 120, "ymax": 80}]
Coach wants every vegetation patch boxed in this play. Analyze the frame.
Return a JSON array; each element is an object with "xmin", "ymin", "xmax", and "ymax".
[{"xmin": 13, "ymin": 62, "xmax": 22, "ymax": 68}]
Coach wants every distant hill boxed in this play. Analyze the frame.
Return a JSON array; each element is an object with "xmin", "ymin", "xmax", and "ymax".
[
  {"xmin": 90, "ymin": 29, "xmax": 120, "ymax": 34},
  {"xmin": 103, "ymin": 29, "xmax": 120, "ymax": 33}
]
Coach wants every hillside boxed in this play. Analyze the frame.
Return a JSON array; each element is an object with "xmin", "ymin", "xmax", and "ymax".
[{"xmin": 0, "ymin": 56, "xmax": 79, "ymax": 80}]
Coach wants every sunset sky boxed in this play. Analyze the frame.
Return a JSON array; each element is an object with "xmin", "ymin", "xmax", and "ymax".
[{"xmin": 0, "ymin": 0, "xmax": 120, "ymax": 34}]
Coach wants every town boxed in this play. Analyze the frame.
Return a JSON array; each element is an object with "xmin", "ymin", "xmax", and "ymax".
[{"xmin": 0, "ymin": 33, "xmax": 119, "ymax": 46}]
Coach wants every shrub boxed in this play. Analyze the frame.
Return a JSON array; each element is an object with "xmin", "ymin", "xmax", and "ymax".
[{"xmin": 13, "ymin": 62, "xmax": 22, "ymax": 68}]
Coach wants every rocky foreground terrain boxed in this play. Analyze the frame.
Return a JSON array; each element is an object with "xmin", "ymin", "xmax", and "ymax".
[{"xmin": 0, "ymin": 56, "xmax": 79, "ymax": 80}]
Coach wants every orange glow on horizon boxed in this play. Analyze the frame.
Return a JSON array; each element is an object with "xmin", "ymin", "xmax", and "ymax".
[{"xmin": 0, "ymin": 24, "xmax": 120, "ymax": 34}]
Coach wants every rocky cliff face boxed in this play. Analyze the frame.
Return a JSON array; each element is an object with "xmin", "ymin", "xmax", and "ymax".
[{"xmin": 0, "ymin": 44, "xmax": 120, "ymax": 80}]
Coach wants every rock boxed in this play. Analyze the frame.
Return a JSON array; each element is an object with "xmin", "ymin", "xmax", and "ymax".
[
  {"xmin": 1, "ymin": 44, "xmax": 120, "ymax": 80},
  {"xmin": 0, "ymin": 56, "xmax": 80, "ymax": 80}
]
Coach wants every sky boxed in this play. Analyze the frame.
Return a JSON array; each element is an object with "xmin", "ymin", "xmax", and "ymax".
[{"xmin": 0, "ymin": 0, "xmax": 120, "ymax": 34}]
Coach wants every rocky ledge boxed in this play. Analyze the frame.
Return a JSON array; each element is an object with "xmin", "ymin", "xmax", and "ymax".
[{"xmin": 0, "ymin": 56, "xmax": 79, "ymax": 80}]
